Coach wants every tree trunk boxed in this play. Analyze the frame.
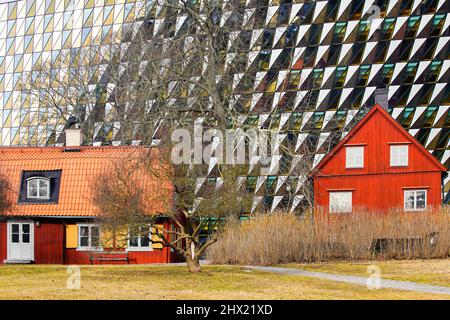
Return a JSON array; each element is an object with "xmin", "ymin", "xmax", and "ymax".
[{"xmin": 185, "ymin": 255, "xmax": 201, "ymax": 273}]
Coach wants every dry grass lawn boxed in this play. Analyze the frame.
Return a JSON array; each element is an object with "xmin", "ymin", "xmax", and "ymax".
[
  {"xmin": 281, "ymin": 259, "xmax": 450, "ymax": 287},
  {"xmin": 0, "ymin": 262, "xmax": 449, "ymax": 300}
]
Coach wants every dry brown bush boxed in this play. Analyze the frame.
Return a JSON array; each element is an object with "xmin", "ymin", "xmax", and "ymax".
[{"xmin": 207, "ymin": 208, "xmax": 450, "ymax": 265}]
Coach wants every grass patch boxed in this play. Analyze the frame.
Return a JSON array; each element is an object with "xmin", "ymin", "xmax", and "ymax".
[
  {"xmin": 0, "ymin": 263, "xmax": 448, "ymax": 300},
  {"xmin": 280, "ymin": 259, "xmax": 450, "ymax": 287}
]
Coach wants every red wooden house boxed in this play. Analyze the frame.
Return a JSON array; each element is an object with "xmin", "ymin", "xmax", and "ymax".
[
  {"xmin": 312, "ymin": 103, "xmax": 447, "ymax": 214},
  {"xmin": 0, "ymin": 133, "xmax": 179, "ymax": 264}
]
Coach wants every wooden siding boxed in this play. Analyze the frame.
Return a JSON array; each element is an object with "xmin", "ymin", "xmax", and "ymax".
[
  {"xmin": 64, "ymin": 246, "xmax": 176, "ymax": 264},
  {"xmin": 315, "ymin": 171, "xmax": 443, "ymax": 212},
  {"xmin": 34, "ymin": 222, "xmax": 65, "ymax": 264},
  {"xmin": 313, "ymin": 105, "xmax": 445, "ymax": 213},
  {"xmin": 64, "ymin": 249, "xmax": 91, "ymax": 264}
]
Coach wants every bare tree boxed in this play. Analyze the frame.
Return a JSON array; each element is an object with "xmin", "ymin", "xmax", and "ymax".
[
  {"xmin": 92, "ymin": 147, "xmax": 252, "ymax": 272},
  {"xmin": 22, "ymin": 1, "xmax": 289, "ymax": 143}
]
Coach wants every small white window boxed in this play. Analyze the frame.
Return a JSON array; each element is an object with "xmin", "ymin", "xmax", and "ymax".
[
  {"xmin": 390, "ymin": 145, "xmax": 408, "ymax": 167},
  {"xmin": 346, "ymin": 146, "xmax": 364, "ymax": 168},
  {"xmin": 127, "ymin": 225, "xmax": 152, "ymax": 252},
  {"xmin": 329, "ymin": 192, "xmax": 352, "ymax": 213},
  {"xmin": 78, "ymin": 224, "xmax": 101, "ymax": 250},
  {"xmin": 404, "ymin": 190, "xmax": 427, "ymax": 211},
  {"xmin": 27, "ymin": 177, "xmax": 50, "ymax": 199}
]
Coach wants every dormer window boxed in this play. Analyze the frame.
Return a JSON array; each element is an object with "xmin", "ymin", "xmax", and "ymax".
[
  {"xmin": 19, "ymin": 170, "xmax": 62, "ymax": 204},
  {"xmin": 27, "ymin": 177, "xmax": 50, "ymax": 200}
]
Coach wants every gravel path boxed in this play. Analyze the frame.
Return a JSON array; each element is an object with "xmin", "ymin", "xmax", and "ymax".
[{"xmin": 244, "ymin": 266, "xmax": 450, "ymax": 296}]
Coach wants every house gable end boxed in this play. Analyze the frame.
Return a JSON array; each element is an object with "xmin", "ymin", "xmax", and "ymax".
[{"xmin": 313, "ymin": 104, "xmax": 446, "ymax": 176}]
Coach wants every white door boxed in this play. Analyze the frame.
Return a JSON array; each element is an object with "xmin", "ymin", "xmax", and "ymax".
[{"xmin": 7, "ymin": 220, "xmax": 34, "ymax": 261}]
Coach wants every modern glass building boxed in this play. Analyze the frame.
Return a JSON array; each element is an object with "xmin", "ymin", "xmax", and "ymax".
[{"xmin": 0, "ymin": 0, "xmax": 449, "ymax": 210}]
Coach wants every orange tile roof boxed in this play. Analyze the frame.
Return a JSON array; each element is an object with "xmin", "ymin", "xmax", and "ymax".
[{"xmin": 0, "ymin": 146, "xmax": 172, "ymax": 217}]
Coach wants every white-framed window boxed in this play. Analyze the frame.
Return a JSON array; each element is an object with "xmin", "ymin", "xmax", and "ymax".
[
  {"xmin": 78, "ymin": 224, "xmax": 101, "ymax": 250},
  {"xmin": 404, "ymin": 189, "xmax": 427, "ymax": 211},
  {"xmin": 27, "ymin": 177, "xmax": 50, "ymax": 199},
  {"xmin": 329, "ymin": 191, "xmax": 352, "ymax": 213},
  {"xmin": 345, "ymin": 146, "xmax": 364, "ymax": 168},
  {"xmin": 390, "ymin": 145, "xmax": 409, "ymax": 167},
  {"xmin": 127, "ymin": 225, "xmax": 152, "ymax": 252}
]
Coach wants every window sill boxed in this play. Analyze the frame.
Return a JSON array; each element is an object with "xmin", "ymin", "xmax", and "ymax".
[
  {"xmin": 76, "ymin": 248, "xmax": 104, "ymax": 252},
  {"xmin": 388, "ymin": 142, "xmax": 411, "ymax": 145},
  {"xmin": 344, "ymin": 143, "xmax": 367, "ymax": 146},
  {"xmin": 402, "ymin": 186, "xmax": 430, "ymax": 189},
  {"xmin": 126, "ymin": 248, "xmax": 153, "ymax": 252},
  {"xmin": 17, "ymin": 200, "xmax": 58, "ymax": 205},
  {"xmin": 329, "ymin": 211, "xmax": 352, "ymax": 214}
]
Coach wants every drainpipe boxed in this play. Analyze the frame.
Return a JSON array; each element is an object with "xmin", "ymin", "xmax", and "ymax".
[{"xmin": 442, "ymin": 172, "xmax": 448, "ymax": 205}]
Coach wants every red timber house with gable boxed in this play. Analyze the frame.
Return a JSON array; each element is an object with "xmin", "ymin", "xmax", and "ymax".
[
  {"xmin": 0, "ymin": 130, "xmax": 179, "ymax": 264},
  {"xmin": 312, "ymin": 99, "xmax": 447, "ymax": 215}
]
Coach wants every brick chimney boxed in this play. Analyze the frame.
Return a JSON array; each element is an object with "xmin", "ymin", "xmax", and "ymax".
[{"xmin": 374, "ymin": 88, "xmax": 389, "ymax": 111}]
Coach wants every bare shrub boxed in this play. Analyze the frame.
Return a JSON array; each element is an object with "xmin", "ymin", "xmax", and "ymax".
[
  {"xmin": 207, "ymin": 209, "xmax": 450, "ymax": 265},
  {"xmin": 0, "ymin": 174, "xmax": 11, "ymax": 215}
]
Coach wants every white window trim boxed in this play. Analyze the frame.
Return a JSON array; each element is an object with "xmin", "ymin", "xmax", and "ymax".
[
  {"xmin": 77, "ymin": 224, "xmax": 103, "ymax": 251},
  {"xmin": 329, "ymin": 191, "xmax": 353, "ymax": 213},
  {"xmin": 126, "ymin": 225, "xmax": 153, "ymax": 252},
  {"xmin": 26, "ymin": 177, "xmax": 50, "ymax": 200},
  {"xmin": 345, "ymin": 146, "xmax": 364, "ymax": 169},
  {"xmin": 126, "ymin": 247, "xmax": 153, "ymax": 252},
  {"xmin": 390, "ymin": 144, "xmax": 409, "ymax": 167},
  {"xmin": 404, "ymin": 189, "xmax": 427, "ymax": 212}
]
